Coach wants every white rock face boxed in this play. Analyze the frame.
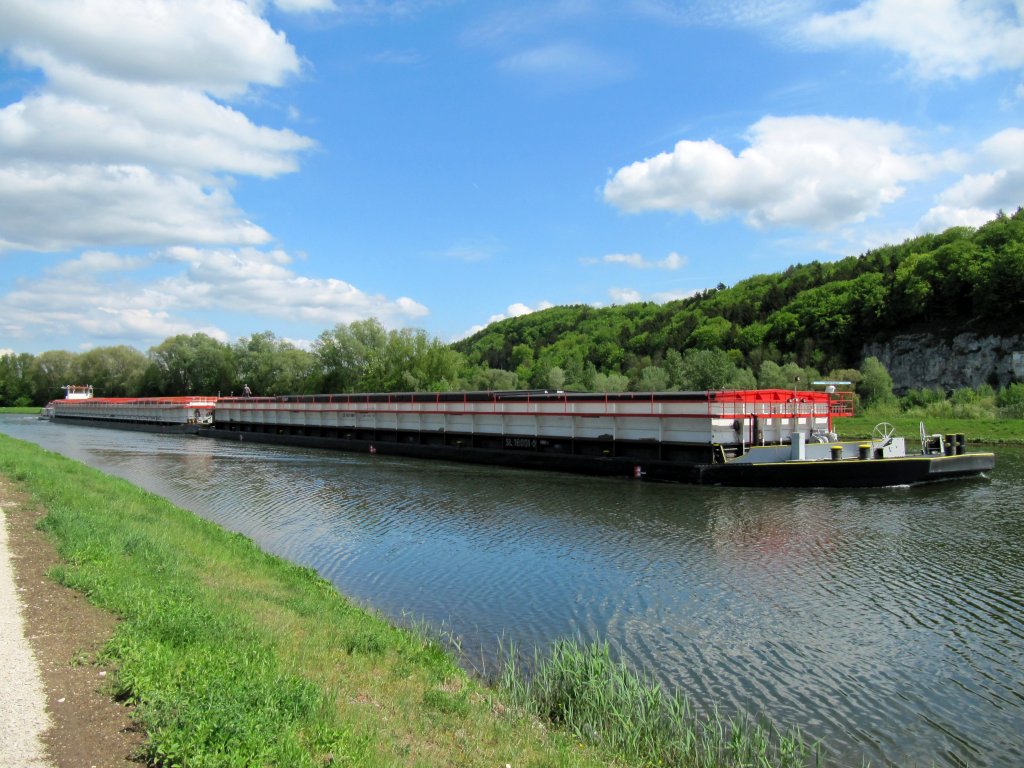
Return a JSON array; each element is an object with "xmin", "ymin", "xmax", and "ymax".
[{"xmin": 862, "ymin": 333, "xmax": 1024, "ymax": 392}]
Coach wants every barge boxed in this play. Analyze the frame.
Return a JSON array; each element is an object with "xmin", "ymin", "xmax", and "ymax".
[
  {"xmin": 199, "ymin": 388, "xmax": 994, "ymax": 487},
  {"xmin": 44, "ymin": 385, "xmax": 218, "ymax": 434}
]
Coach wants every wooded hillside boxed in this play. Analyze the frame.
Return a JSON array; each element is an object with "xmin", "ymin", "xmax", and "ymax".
[{"xmin": 454, "ymin": 208, "xmax": 1024, "ymax": 387}]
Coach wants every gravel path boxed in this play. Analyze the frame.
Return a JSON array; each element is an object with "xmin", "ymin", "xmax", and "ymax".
[{"xmin": 0, "ymin": 501, "xmax": 53, "ymax": 768}]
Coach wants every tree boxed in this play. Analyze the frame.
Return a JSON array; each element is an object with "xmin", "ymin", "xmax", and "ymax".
[
  {"xmin": 593, "ymin": 371, "xmax": 630, "ymax": 392},
  {"xmin": 145, "ymin": 334, "xmax": 233, "ymax": 395},
  {"xmin": 0, "ymin": 352, "xmax": 36, "ymax": 406},
  {"xmin": 678, "ymin": 349, "xmax": 746, "ymax": 390},
  {"xmin": 637, "ymin": 365, "xmax": 669, "ymax": 392},
  {"xmin": 233, "ymin": 331, "xmax": 315, "ymax": 397},
  {"xmin": 30, "ymin": 350, "xmax": 76, "ymax": 404},
  {"xmin": 72, "ymin": 346, "xmax": 148, "ymax": 397},
  {"xmin": 858, "ymin": 356, "xmax": 896, "ymax": 408}
]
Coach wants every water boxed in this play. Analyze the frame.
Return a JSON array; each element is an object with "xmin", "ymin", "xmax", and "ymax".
[{"xmin": 2, "ymin": 414, "xmax": 1022, "ymax": 767}]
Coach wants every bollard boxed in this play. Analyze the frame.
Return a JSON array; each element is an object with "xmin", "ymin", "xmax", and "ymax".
[
  {"xmin": 956, "ymin": 434, "xmax": 966, "ymax": 455},
  {"xmin": 945, "ymin": 435, "xmax": 955, "ymax": 456},
  {"xmin": 858, "ymin": 443, "xmax": 871, "ymax": 460},
  {"xmin": 831, "ymin": 444, "xmax": 843, "ymax": 461}
]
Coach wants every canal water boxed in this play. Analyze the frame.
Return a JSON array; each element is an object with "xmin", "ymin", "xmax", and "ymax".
[{"xmin": 1, "ymin": 414, "xmax": 1021, "ymax": 767}]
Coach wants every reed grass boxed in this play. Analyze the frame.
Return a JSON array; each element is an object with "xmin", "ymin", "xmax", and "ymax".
[{"xmin": 499, "ymin": 638, "xmax": 818, "ymax": 768}]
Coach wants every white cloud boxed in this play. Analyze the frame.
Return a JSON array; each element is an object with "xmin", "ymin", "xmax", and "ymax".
[
  {"xmin": 609, "ymin": 287, "xmax": 642, "ymax": 304},
  {"xmin": 919, "ymin": 127, "xmax": 1024, "ymax": 230},
  {"xmin": 595, "ymin": 251, "xmax": 688, "ymax": 269},
  {"xmin": 50, "ymin": 251, "xmax": 147, "ymax": 276},
  {"xmin": 0, "ymin": 247, "xmax": 430, "ymax": 350},
  {"xmin": 634, "ymin": 0, "xmax": 808, "ymax": 28},
  {"xmin": 608, "ymin": 287, "xmax": 694, "ymax": 305},
  {"xmin": 0, "ymin": 0, "xmax": 301, "ymax": 97},
  {"xmin": 0, "ymin": 61, "xmax": 314, "ymax": 177},
  {"xmin": 0, "ymin": 0, "xmax": 314, "ymax": 255},
  {"xmin": 162, "ymin": 247, "xmax": 428, "ymax": 325},
  {"xmin": 604, "ymin": 115, "xmax": 953, "ymax": 230},
  {"xmin": 799, "ymin": 0, "xmax": 1024, "ymax": 80},
  {"xmin": 275, "ymin": 0, "xmax": 338, "ymax": 12},
  {"xmin": 458, "ymin": 300, "xmax": 555, "ymax": 339},
  {"xmin": 498, "ymin": 41, "xmax": 628, "ymax": 85},
  {"xmin": 0, "ymin": 164, "xmax": 270, "ymax": 251}
]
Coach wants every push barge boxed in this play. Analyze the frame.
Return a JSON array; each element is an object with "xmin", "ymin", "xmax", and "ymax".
[
  {"xmin": 44, "ymin": 385, "xmax": 218, "ymax": 434},
  {"xmin": 197, "ymin": 388, "xmax": 994, "ymax": 487}
]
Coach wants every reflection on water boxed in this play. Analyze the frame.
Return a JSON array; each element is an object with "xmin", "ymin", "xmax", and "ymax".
[{"xmin": 2, "ymin": 414, "xmax": 1022, "ymax": 767}]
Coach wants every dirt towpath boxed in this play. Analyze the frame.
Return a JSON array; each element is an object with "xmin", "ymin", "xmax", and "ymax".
[{"xmin": 0, "ymin": 477, "xmax": 144, "ymax": 767}]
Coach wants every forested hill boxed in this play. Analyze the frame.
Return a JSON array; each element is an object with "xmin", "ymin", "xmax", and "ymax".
[{"xmin": 454, "ymin": 208, "xmax": 1024, "ymax": 386}]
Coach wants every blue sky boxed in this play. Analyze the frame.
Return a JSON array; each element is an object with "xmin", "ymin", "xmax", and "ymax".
[{"xmin": 1, "ymin": 0, "xmax": 1022, "ymax": 355}]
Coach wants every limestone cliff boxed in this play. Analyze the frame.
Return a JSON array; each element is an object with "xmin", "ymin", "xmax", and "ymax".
[{"xmin": 862, "ymin": 333, "xmax": 1024, "ymax": 392}]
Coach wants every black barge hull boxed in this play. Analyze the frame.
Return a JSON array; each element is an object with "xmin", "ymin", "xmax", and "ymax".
[
  {"xmin": 52, "ymin": 415, "xmax": 205, "ymax": 435},
  {"xmin": 197, "ymin": 426, "xmax": 994, "ymax": 488}
]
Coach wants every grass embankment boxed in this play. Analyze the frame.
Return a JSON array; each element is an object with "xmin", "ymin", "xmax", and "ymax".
[
  {"xmin": 842, "ymin": 413, "xmax": 1024, "ymax": 444},
  {"xmin": 0, "ymin": 433, "xmax": 818, "ymax": 768},
  {"xmin": 0, "ymin": 406, "xmax": 43, "ymax": 414}
]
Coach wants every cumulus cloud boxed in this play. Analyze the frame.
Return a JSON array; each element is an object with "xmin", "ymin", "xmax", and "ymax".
[
  {"xmin": 800, "ymin": 0, "xmax": 1024, "ymax": 80},
  {"xmin": 608, "ymin": 287, "xmax": 694, "ymax": 305},
  {"xmin": 459, "ymin": 300, "xmax": 555, "ymax": 339},
  {"xmin": 162, "ymin": 247, "xmax": 428, "ymax": 325},
  {"xmin": 593, "ymin": 251, "xmax": 688, "ymax": 270},
  {"xmin": 0, "ymin": 62, "xmax": 313, "ymax": 177},
  {"xmin": 919, "ymin": 127, "xmax": 1024, "ymax": 230},
  {"xmin": 604, "ymin": 115, "xmax": 954, "ymax": 230},
  {"xmin": 0, "ymin": 164, "xmax": 271, "ymax": 251},
  {"xmin": 0, "ymin": 246, "xmax": 429, "ymax": 349},
  {"xmin": 0, "ymin": 0, "xmax": 313, "ymax": 254},
  {"xmin": 0, "ymin": 0, "xmax": 301, "ymax": 97},
  {"xmin": 1, "ymin": 258, "xmax": 226, "ymax": 346}
]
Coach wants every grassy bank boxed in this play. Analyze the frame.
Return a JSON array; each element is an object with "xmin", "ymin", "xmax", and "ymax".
[
  {"xmin": 0, "ymin": 434, "xmax": 820, "ymax": 767},
  {"xmin": 0, "ymin": 406, "xmax": 42, "ymax": 414},
  {"xmin": 842, "ymin": 413, "xmax": 1024, "ymax": 444}
]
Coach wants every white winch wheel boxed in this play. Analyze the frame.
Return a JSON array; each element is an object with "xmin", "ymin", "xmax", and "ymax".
[{"xmin": 872, "ymin": 422, "xmax": 895, "ymax": 446}]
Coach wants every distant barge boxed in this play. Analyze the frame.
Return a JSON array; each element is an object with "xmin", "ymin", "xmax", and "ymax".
[
  {"xmin": 196, "ymin": 388, "xmax": 994, "ymax": 488},
  {"xmin": 44, "ymin": 385, "xmax": 217, "ymax": 434}
]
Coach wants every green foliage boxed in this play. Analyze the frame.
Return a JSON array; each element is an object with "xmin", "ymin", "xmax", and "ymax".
[
  {"xmin": 997, "ymin": 382, "xmax": 1024, "ymax": 418},
  {"xmin": 858, "ymin": 356, "xmax": 897, "ymax": 409},
  {"xmin": 312, "ymin": 319, "xmax": 468, "ymax": 393},
  {"xmin": 144, "ymin": 333, "xmax": 235, "ymax": 396}
]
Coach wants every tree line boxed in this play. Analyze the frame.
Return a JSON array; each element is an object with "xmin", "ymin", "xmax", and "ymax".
[{"xmin": 2, "ymin": 209, "xmax": 1022, "ymax": 409}]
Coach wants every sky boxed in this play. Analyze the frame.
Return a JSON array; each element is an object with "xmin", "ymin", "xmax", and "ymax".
[{"xmin": 1, "ymin": 0, "xmax": 1023, "ymax": 356}]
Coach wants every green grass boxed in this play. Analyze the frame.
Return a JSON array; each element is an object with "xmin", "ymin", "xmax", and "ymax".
[
  {"xmin": 0, "ymin": 432, "xmax": 829, "ymax": 767},
  {"xmin": 841, "ymin": 413, "xmax": 1024, "ymax": 444},
  {"xmin": 0, "ymin": 433, "xmax": 619, "ymax": 767},
  {"xmin": 0, "ymin": 406, "xmax": 42, "ymax": 414}
]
